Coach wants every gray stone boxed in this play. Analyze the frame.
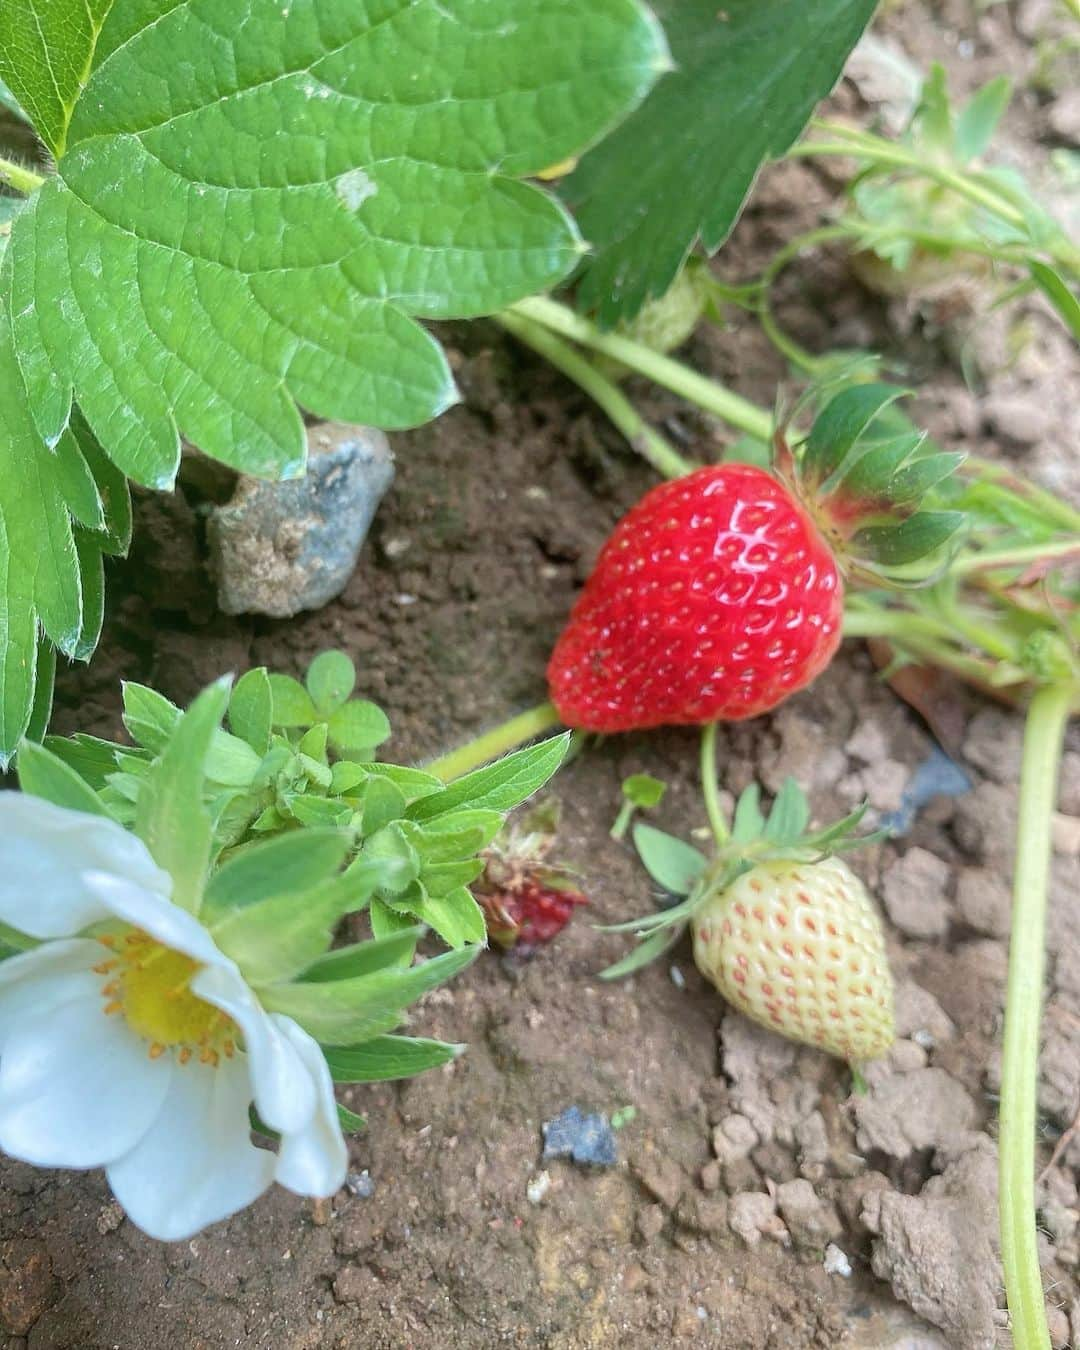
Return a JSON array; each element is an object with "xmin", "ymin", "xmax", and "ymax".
[
  {"xmin": 776, "ymin": 1178, "xmax": 842, "ymax": 1250},
  {"xmin": 542, "ymin": 1106, "xmax": 617, "ymax": 1167},
  {"xmin": 882, "ymin": 848, "xmax": 952, "ymax": 940},
  {"xmin": 962, "ymin": 708, "xmax": 1022, "ymax": 783},
  {"xmin": 854, "ymin": 1068, "xmax": 978, "ymax": 1160},
  {"xmin": 209, "ymin": 422, "xmax": 395, "ymax": 617},
  {"xmin": 728, "ymin": 1191, "xmax": 785, "ymax": 1248},
  {"xmin": 863, "ymin": 1139, "xmax": 999, "ymax": 1350},
  {"xmin": 983, "ymin": 393, "xmax": 1055, "ymax": 448},
  {"xmin": 893, "ymin": 982, "xmax": 956, "ymax": 1047},
  {"xmin": 955, "ymin": 867, "xmax": 1011, "ymax": 939}
]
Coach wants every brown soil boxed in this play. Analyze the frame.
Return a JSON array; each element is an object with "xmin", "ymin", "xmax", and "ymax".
[{"xmin": 5, "ymin": 3, "xmax": 1080, "ymax": 1348}]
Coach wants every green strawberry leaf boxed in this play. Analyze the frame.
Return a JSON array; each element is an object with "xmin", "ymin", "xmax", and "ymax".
[
  {"xmin": 260, "ymin": 945, "xmax": 480, "ymax": 1045},
  {"xmin": 300, "ymin": 927, "xmax": 422, "ymax": 983},
  {"xmin": 564, "ymin": 0, "xmax": 876, "ymax": 324},
  {"xmin": 407, "ymin": 735, "xmax": 570, "ymax": 821},
  {"xmin": 212, "ymin": 864, "xmax": 384, "ymax": 986},
  {"xmin": 135, "ymin": 677, "xmax": 231, "ymax": 913},
  {"xmin": 6, "ymin": 0, "xmax": 666, "ymax": 483},
  {"xmin": 0, "ymin": 0, "xmax": 664, "ymax": 763},
  {"xmin": 15, "ymin": 738, "xmax": 109, "ymax": 816},
  {"xmin": 229, "ymin": 668, "xmax": 273, "ymax": 756},
  {"xmin": 0, "ymin": 0, "xmax": 114, "ymax": 157},
  {"xmin": 268, "ymin": 674, "xmax": 318, "ymax": 730},
  {"xmin": 201, "ymin": 828, "xmax": 352, "ymax": 923},
  {"xmin": 327, "ymin": 700, "xmax": 391, "ymax": 756},
  {"xmin": 323, "ymin": 1035, "xmax": 463, "ymax": 1083},
  {"xmin": 306, "ymin": 650, "xmax": 357, "ymax": 716}
]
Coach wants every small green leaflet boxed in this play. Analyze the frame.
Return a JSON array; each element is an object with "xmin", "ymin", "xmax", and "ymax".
[
  {"xmin": 408, "ymin": 734, "xmax": 570, "ymax": 821},
  {"xmin": 306, "ymin": 650, "xmax": 357, "ymax": 715},
  {"xmin": 261, "ymin": 945, "xmax": 480, "ymax": 1045},
  {"xmin": 599, "ymin": 924, "xmax": 683, "ymax": 980},
  {"xmin": 15, "ymin": 738, "xmax": 109, "ymax": 816},
  {"xmin": 324, "ymin": 1035, "xmax": 463, "ymax": 1084},
  {"xmin": 202, "ymin": 829, "xmax": 353, "ymax": 922},
  {"xmin": 135, "ymin": 678, "xmax": 231, "ymax": 914},
  {"xmin": 564, "ymin": 0, "xmax": 876, "ymax": 324},
  {"xmin": 632, "ymin": 823, "xmax": 708, "ymax": 896}
]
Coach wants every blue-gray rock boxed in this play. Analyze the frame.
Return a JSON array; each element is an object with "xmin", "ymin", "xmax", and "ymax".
[
  {"xmin": 542, "ymin": 1106, "xmax": 618, "ymax": 1167},
  {"xmin": 208, "ymin": 422, "xmax": 394, "ymax": 617}
]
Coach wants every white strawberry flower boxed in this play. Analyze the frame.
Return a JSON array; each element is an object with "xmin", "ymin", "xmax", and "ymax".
[{"xmin": 0, "ymin": 794, "xmax": 347, "ymax": 1241}]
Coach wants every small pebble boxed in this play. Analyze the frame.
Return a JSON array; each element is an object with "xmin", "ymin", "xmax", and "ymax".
[
  {"xmin": 824, "ymin": 1243, "xmax": 853, "ymax": 1278},
  {"xmin": 669, "ymin": 965, "xmax": 686, "ymax": 990},
  {"xmin": 542, "ymin": 1106, "xmax": 618, "ymax": 1166},
  {"xmin": 526, "ymin": 1171, "xmax": 552, "ymax": 1206},
  {"xmin": 346, "ymin": 1170, "xmax": 375, "ymax": 1199}
]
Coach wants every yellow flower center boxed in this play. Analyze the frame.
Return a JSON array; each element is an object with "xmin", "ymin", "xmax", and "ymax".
[{"xmin": 95, "ymin": 931, "xmax": 237, "ymax": 1066}]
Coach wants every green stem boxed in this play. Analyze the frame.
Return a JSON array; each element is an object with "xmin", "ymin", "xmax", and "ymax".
[
  {"xmin": 842, "ymin": 605, "xmax": 1027, "ymax": 689},
  {"xmin": 999, "ymin": 683, "xmax": 1073, "ymax": 1350},
  {"xmin": 700, "ymin": 722, "xmax": 729, "ymax": 847},
  {"xmin": 494, "ymin": 310, "xmax": 694, "ymax": 480},
  {"xmin": 423, "ymin": 701, "xmax": 563, "ymax": 781},
  {"xmin": 951, "ymin": 537, "xmax": 1080, "ymax": 578},
  {"xmin": 507, "ymin": 296, "xmax": 775, "ymax": 443},
  {"xmin": 610, "ymin": 800, "xmax": 635, "ymax": 842},
  {"xmin": 758, "ymin": 225, "xmax": 855, "ymax": 377},
  {"xmin": 0, "ymin": 155, "xmax": 44, "ymax": 195},
  {"xmin": 961, "ymin": 456, "xmax": 1080, "ymax": 536}
]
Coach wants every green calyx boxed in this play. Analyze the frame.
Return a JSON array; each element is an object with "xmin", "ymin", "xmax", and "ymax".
[
  {"xmin": 600, "ymin": 777, "xmax": 879, "ymax": 978},
  {"xmin": 776, "ymin": 382, "xmax": 966, "ymax": 585}
]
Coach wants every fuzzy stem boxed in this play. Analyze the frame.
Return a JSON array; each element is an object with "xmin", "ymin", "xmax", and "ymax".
[
  {"xmin": 960, "ymin": 457, "xmax": 1080, "ymax": 536},
  {"xmin": 0, "ymin": 155, "xmax": 44, "ymax": 195},
  {"xmin": 507, "ymin": 297, "xmax": 775, "ymax": 443},
  {"xmin": 999, "ymin": 683, "xmax": 1073, "ymax": 1350},
  {"xmin": 700, "ymin": 723, "xmax": 729, "ymax": 847},
  {"xmin": 423, "ymin": 702, "xmax": 563, "ymax": 782},
  {"xmin": 495, "ymin": 310, "xmax": 694, "ymax": 480}
]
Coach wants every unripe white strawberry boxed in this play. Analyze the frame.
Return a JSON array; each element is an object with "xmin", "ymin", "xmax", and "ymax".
[{"xmin": 690, "ymin": 856, "xmax": 894, "ymax": 1064}]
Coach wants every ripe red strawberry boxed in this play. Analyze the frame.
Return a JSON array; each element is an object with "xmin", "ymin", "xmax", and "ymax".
[
  {"xmin": 691, "ymin": 856, "xmax": 894, "ymax": 1063},
  {"xmin": 548, "ymin": 464, "xmax": 843, "ymax": 731}
]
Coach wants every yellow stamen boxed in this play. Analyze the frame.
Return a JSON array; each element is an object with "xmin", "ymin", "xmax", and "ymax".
[{"xmin": 97, "ymin": 928, "xmax": 238, "ymax": 1069}]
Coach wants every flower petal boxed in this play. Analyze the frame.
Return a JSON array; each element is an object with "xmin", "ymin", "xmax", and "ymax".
[
  {"xmin": 0, "ymin": 796, "xmax": 171, "ymax": 938},
  {"xmin": 0, "ymin": 939, "xmax": 102, "ymax": 1051},
  {"xmin": 81, "ymin": 872, "xmax": 224, "ymax": 966},
  {"xmin": 0, "ymin": 992, "xmax": 171, "ymax": 1168},
  {"xmin": 191, "ymin": 964, "xmax": 315, "ymax": 1134},
  {"xmin": 107, "ymin": 1057, "xmax": 275, "ymax": 1241},
  {"xmin": 272, "ymin": 1017, "xmax": 347, "ymax": 1198}
]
